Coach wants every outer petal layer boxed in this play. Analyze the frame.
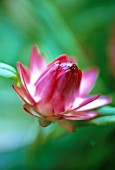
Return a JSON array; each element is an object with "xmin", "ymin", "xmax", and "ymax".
[
  {"xmin": 17, "ymin": 62, "xmax": 29, "ymax": 87},
  {"xmin": 63, "ymin": 111, "xmax": 98, "ymax": 120},
  {"xmin": 17, "ymin": 62, "xmax": 36, "ymax": 98},
  {"xmin": 79, "ymin": 68, "xmax": 98, "ymax": 96},
  {"xmin": 35, "ymin": 101, "xmax": 54, "ymax": 116},
  {"xmin": 72, "ymin": 95, "xmax": 100, "ymax": 111},
  {"xmin": 57, "ymin": 119, "xmax": 75, "ymax": 132},
  {"xmin": 23, "ymin": 104, "xmax": 41, "ymax": 117},
  {"xmin": 30, "ymin": 46, "xmax": 46, "ymax": 84},
  {"xmin": 13, "ymin": 85, "xmax": 35, "ymax": 105},
  {"xmin": 76, "ymin": 96, "xmax": 112, "ymax": 111}
]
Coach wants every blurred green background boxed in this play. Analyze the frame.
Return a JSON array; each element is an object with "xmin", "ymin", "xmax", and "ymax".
[{"xmin": 0, "ymin": 0, "xmax": 115, "ymax": 170}]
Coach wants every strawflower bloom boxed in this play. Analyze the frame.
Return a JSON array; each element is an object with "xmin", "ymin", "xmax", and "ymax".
[{"xmin": 13, "ymin": 46, "xmax": 111, "ymax": 132}]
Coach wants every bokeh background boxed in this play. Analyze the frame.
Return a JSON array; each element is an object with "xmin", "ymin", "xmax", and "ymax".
[{"xmin": 0, "ymin": 0, "xmax": 115, "ymax": 170}]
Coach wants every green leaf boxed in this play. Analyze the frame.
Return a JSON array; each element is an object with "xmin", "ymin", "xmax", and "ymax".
[
  {"xmin": 88, "ymin": 106, "xmax": 115, "ymax": 126},
  {"xmin": 89, "ymin": 115, "xmax": 115, "ymax": 126},
  {"xmin": 98, "ymin": 106, "xmax": 115, "ymax": 116},
  {"xmin": 0, "ymin": 62, "xmax": 18, "ymax": 80}
]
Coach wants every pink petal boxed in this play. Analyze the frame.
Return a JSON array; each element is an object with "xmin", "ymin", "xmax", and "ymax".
[
  {"xmin": 17, "ymin": 62, "xmax": 36, "ymax": 98},
  {"xmin": 49, "ymin": 54, "xmax": 68, "ymax": 66},
  {"xmin": 50, "ymin": 54, "xmax": 78, "ymax": 67},
  {"xmin": 62, "ymin": 69, "xmax": 82, "ymax": 109},
  {"xmin": 72, "ymin": 95, "xmax": 100, "ymax": 111},
  {"xmin": 35, "ymin": 63, "xmax": 67, "ymax": 113},
  {"xmin": 30, "ymin": 45, "xmax": 46, "ymax": 84},
  {"xmin": 17, "ymin": 62, "xmax": 29, "ymax": 87},
  {"xmin": 76, "ymin": 96, "xmax": 112, "ymax": 111},
  {"xmin": 63, "ymin": 111, "xmax": 98, "ymax": 120},
  {"xmin": 57, "ymin": 119, "xmax": 75, "ymax": 132},
  {"xmin": 35, "ymin": 65, "xmax": 58, "ymax": 101},
  {"xmin": 35, "ymin": 101, "xmax": 54, "ymax": 116},
  {"xmin": 13, "ymin": 85, "xmax": 35, "ymax": 105},
  {"xmin": 79, "ymin": 67, "xmax": 98, "ymax": 96},
  {"xmin": 23, "ymin": 104, "xmax": 41, "ymax": 117},
  {"xmin": 51, "ymin": 94, "xmax": 65, "ymax": 114}
]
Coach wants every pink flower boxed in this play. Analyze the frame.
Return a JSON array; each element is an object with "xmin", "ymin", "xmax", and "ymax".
[{"xmin": 13, "ymin": 46, "xmax": 111, "ymax": 132}]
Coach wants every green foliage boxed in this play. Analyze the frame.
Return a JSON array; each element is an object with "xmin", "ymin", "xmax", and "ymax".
[
  {"xmin": 89, "ymin": 106, "xmax": 115, "ymax": 126},
  {"xmin": 90, "ymin": 115, "xmax": 115, "ymax": 126},
  {"xmin": 0, "ymin": 62, "xmax": 18, "ymax": 81},
  {"xmin": 98, "ymin": 106, "xmax": 115, "ymax": 116}
]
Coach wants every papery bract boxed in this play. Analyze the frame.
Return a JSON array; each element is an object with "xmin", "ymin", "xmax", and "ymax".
[{"xmin": 13, "ymin": 46, "xmax": 112, "ymax": 132}]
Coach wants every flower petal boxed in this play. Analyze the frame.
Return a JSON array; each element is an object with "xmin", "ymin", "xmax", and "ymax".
[
  {"xmin": 30, "ymin": 45, "xmax": 46, "ymax": 84},
  {"xmin": 72, "ymin": 95, "xmax": 100, "ymax": 111},
  {"xmin": 35, "ymin": 63, "xmax": 60, "ymax": 101},
  {"xmin": 49, "ymin": 54, "xmax": 68, "ymax": 65},
  {"xmin": 17, "ymin": 62, "xmax": 36, "ymax": 98},
  {"xmin": 23, "ymin": 104, "xmax": 41, "ymax": 117},
  {"xmin": 63, "ymin": 111, "xmax": 98, "ymax": 120},
  {"xmin": 79, "ymin": 67, "xmax": 98, "ymax": 96},
  {"xmin": 57, "ymin": 119, "xmax": 75, "ymax": 132},
  {"xmin": 17, "ymin": 62, "xmax": 29, "ymax": 87},
  {"xmin": 35, "ymin": 101, "xmax": 54, "ymax": 116},
  {"xmin": 51, "ymin": 94, "xmax": 65, "ymax": 114},
  {"xmin": 76, "ymin": 96, "xmax": 112, "ymax": 111},
  {"xmin": 54, "ymin": 69, "xmax": 82, "ymax": 111},
  {"xmin": 13, "ymin": 85, "xmax": 35, "ymax": 105}
]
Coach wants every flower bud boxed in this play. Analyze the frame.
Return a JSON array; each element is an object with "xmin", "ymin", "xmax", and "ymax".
[{"xmin": 13, "ymin": 46, "xmax": 111, "ymax": 132}]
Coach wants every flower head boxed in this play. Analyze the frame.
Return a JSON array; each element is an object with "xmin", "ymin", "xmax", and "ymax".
[{"xmin": 13, "ymin": 46, "xmax": 111, "ymax": 132}]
